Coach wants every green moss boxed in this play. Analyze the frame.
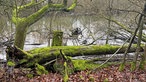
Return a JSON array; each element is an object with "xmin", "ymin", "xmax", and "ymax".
[
  {"xmin": 12, "ymin": 1, "xmax": 70, "ymax": 49},
  {"xmin": 7, "ymin": 61, "xmax": 15, "ymax": 66},
  {"xmin": 35, "ymin": 63, "xmax": 48, "ymax": 75},
  {"xmin": 19, "ymin": 59, "xmax": 27, "ymax": 64},
  {"xmin": 52, "ymin": 31, "xmax": 63, "ymax": 46},
  {"xmin": 139, "ymin": 54, "xmax": 146, "ymax": 70},
  {"xmin": 89, "ymin": 77, "xmax": 95, "ymax": 82},
  {"xmin": 21, "ymin": 44, "xmax": 139, "ymax": 68},
  {"xmin": 139, "ymin": 61, "xmax": 145, "ymax": 70},
  {"xmin": 73, "ymin": 60, "xmax": 99, "ymax": 71},
  {"xmin": 51, "ymin": 4, "xmax": 64, "ymax": 8},
  {"xmin": 72, "ymin": 60, "xmax": 119, "ymax": 72},
  {"xmin": 130, "ymin": 62, "xmax": 136, "ymax": 71},
  {"xmin": 67, "ymin": 0, "xmax": 77, "ymax": 11},
  {"xmin": 119, "ymin": 63, "xmax": 125, "ymax": 71},
  {"xmin": 17, "ymin": 0, "xmax": 35, "ymax": 11},
  {"xmin": 104, "ymin": 78, "xmax": 109, "ymax": 82},
  {"xmin": 28, "ymin": 47, "xmax": 50, "ymax": 55},
  {"xmin": 15, "ymin": 46, "xmax": 33, "ymax": 59},
  {"xmin": 26, "ymin": 74, "xmax": 33, "ymax": 78},
  {"xmin": 28, "ymin": 45, "xmax": 122, "ymax": 57},
  {"xmin": 79, "ymin": 75, "xmax": 84, "ymax": 80},
  {"xmin": 63, "ymin": 62, "xmax": 69, "ymax": 82}
]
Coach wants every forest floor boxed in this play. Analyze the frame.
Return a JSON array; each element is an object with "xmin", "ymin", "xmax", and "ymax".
[{"xmin": 0, "ymin": 64, "xmax": 146, "ymax": 82}]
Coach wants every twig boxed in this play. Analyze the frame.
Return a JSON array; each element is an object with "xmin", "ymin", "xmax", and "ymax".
[{"xmin": 92, "ymin": 38, "xmax": 129, "ymax": 71}]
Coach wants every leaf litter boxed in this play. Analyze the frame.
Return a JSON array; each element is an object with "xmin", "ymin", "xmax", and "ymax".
[{"xmin": 0, "ymin": 64, "xmax": 146, "ymax": 82}]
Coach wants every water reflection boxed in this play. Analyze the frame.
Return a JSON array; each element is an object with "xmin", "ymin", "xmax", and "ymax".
[
  {"xmin": 0, "ymin": 48, "xmax": 6, "ymax": 60},
  {"xmin": 0, "ymin": 15, "xmax": 133, "ymax": 60}
]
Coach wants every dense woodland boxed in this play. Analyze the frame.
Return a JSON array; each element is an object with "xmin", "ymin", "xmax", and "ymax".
[{"xmin": 0, "ymin": 0, "xmax": 146, "ymax": 82}]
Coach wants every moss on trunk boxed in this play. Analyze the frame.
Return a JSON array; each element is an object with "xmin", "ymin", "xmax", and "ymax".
[
  {"xmin": 12, "ymin": 0, "xmax": 77, "ymax": 49},
  {"xmin": 52, "ymin": 31, "xmax": 63, "ymax": 46},
  {"xmin": 7, "ymin": 44, "xmax": 143, "ymax": 68},
  {"xmin": 6, "ymin": 44, "xmax": 144, "ymax": 73},
  {"xmin": 14, "ymin": 23, "xmax": 28, "ymax": 49}
]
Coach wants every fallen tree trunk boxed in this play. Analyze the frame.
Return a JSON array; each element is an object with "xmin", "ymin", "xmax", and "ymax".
[{"xmin": 6, "ymin": 45, "xmax": 143, "ymax": 68}]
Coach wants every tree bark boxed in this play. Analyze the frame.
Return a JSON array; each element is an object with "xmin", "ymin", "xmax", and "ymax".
[
  {"xmin": 6, "ymin": 45, "xmax": 143, "ymax": 68},
  {"xmin": 12, "ymin": 0, "xmax": 77, "ymax": 49},
  {"xmin": 52, "ymin": 31, "xmax": 63, "ymax": 46},
  {"xmin": 14, "ymin": 23, "xmax": 28, "ymax": 49},
  {"xmin": 144, "ymin": 44, "xmax": 146, "ymax": 60}
]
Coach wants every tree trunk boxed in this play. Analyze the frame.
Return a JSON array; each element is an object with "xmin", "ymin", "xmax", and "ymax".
[
  {"xmin": 133, "ymin": 16, "xmax": 144, "ymax": 71},
  {"xmin": 144, "ymin": 44, "xmax": 146, "ymax": 60},
  {"xmin": 12, "ymin": 0, "xmax": 77, "ymax": 49},
  {"xmin": 52, "ymin": 31, "xmax": 63, "ymax": 46},
  {"xmin": 6, "ymin": 45, "xmax": 143, "ymax": 68},
  {"xmin": 14, "ymin": 24, "xmax": 28, "ymax": 49}
]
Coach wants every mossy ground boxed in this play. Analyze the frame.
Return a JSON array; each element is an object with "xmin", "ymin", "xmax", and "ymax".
[
  {"xmin": 7, "ymin": 61, "xmax": 15, "ymax": 67},
  {"xmin": 35, "ymin": 63, "xmax": 48, "ymax": 75},
  {"xmin": 72, "ymin": 59, "xmax": 120, "ymax": 72}
]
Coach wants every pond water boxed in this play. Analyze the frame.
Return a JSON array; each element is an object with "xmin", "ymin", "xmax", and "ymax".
[
  {"xmin": 0, "ymin": 48, "xmax": 6, "ymax": 60},
  {"xmin": 0, "ymin": 15, "xmax": 135, "ymax": 60}
]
